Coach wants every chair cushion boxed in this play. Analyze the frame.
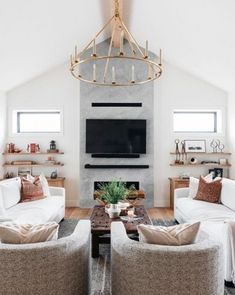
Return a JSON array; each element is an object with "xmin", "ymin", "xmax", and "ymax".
[
  {"xmin": 194, "ymin": 176, "xmax": 222, "ymax": 203},
  {"xmin": 137, "ymin": 222, "xmax": 200, "ymax": 245},
  {"xmin": 0, "ymin": 222, "xmax": 58, "ymax": 244},
  {"xmin": 0, "ymin": 180, "xmax": 21, "ymax": 209},
  {"xmin": 21, "ymin": 177, "xmax": 44, "ymax": 202},
  {"xmin": 221, "ymin": 178, "xmax": 235, "ymax": 211}
]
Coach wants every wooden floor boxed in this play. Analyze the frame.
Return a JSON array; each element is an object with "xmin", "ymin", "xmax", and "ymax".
[{"xmin": 65, "ymin": 207, "xmax": 174, "ymax": 220}]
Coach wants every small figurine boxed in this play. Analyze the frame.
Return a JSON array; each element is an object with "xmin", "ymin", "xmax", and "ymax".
[
  {"xmin": 50, "ymin": 140, "xmax": 56, "ymax": 150},
  {"xmin": 175, "ymin": 139, "xmax": 181, "ymax": 164},
  {"xmin": 210, "ymin": 139, "xmax": 218, "ymax": 153},
  {"xmin": 51, "ymin": 170, "xmax": 57, "ymax": 179}
]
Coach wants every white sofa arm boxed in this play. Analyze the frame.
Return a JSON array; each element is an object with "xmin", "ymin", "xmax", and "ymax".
[
  {"xmin": 49, "ymin": 186, "xmax": 65, "ymax": 197},
  {"xmin": 174, "ymin": 187, "xmax": 189, "ymax": 199}
]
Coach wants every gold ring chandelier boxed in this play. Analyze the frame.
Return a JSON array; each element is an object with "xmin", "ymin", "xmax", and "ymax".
[{"xmin": 70, "ymin": 0, "xmax": 162, "ymax": 86}]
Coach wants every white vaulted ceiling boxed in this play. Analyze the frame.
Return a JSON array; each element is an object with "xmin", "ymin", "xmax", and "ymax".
[{"xmin": 0, "ymin": 0, "xmax": 235, "ymax": 92}]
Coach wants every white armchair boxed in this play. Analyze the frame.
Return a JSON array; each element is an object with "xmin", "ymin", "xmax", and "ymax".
[{"xmin": 111, "ymin": 221, "xmax": 224, "ymax": 295}]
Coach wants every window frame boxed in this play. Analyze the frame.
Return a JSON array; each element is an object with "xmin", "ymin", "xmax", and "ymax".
[
  {"xmin": 173, "ymin": 110, "xmax": 218, "ymax": 133},
  {"xmin": 12, "ymin": 109, "xmax": 63, "ymax": 135}
]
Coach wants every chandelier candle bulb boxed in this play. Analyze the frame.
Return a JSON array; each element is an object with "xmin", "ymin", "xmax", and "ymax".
[
  {"xmin": 112, "ymin": 66, "xmax": 116, "ymax": 84},
  {"xmin": 120, "ymin": 30, "xmax": 124, "ymax": 55},
  {"xmin": 145, "ymin": 40, "xmax": 148, "ymax": 58},
  {"xmin": 70, "ymin": 54, "xmax": 73, "ymax": 67},
  {"xmin": 75, "ymin": 46, "xmax": 78, "ymax": 62},
  {"xmin": 131, "ymin": 65, "xmax": 135, "ymax": 83},
  {"xmin": 159, "ymin": 49, "xmax": 162, "ymax": 65},
  {"xmin": 148, "ymin": 64, "xmax": 152, "ymax": 79},
  {"xmin": 93, "ymin": 39, "xmax": 96, "ymax": 57},
  {"xmin": 93, "ymin": 64, "xmax": 96, "ymax": 82}
]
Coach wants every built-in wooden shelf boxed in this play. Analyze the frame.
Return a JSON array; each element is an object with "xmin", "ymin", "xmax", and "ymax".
[
  {"xmin": 2, "ymin": 152, "xmax": 64, "ymax": 155},
  {"xmin": 170, "ymin": 152, "xmax": 231, "ymax": 155},
  {"xmin": 3, "ymin": 163, "xmax": 64, "ymax": 167},
  {"xmin": 170, "ymin": 163, "xmax": 231, "ymax": 168}
]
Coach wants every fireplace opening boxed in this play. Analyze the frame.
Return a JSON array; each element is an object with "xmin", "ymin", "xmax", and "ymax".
[{"xmin": 94, "ymin": 181, "xmax": 140, "ymax": 191}]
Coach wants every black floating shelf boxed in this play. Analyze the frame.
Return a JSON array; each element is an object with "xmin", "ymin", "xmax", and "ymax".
[
  {"xmin": 91, "ymin": 102, "xmax": 142, "ymax": 107},
  {"xmin": 91, "ymin": 153, "xmax": 140, "ymax": 158},
  {"xmin": 85, "ymin": 164, "xmax": 149, "ymax": 169}
]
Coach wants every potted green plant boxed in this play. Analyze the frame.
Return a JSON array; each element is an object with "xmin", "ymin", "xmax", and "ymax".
[{"xmin": 98, "ymin": 180, "xmax": 134, "ymax": 218}]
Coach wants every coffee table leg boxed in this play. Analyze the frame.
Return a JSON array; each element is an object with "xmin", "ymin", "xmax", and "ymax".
[{"xmin": 92, "ymin": 234, "xmax": 99, "ymax": 258}]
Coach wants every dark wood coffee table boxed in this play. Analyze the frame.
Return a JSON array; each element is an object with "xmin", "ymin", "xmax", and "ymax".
[{"xmin": 90, "ymin": 205, "xmax": 152, "ymax": 258}]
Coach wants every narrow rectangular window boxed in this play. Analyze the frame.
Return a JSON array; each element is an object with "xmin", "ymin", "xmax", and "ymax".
[
  {"xmin": 173, "ymin": 111, "xmax": 217, "ymax": 133},
  {"xmin": 16, "ymin": 111, "xmax": 61, "ymax": 133}
]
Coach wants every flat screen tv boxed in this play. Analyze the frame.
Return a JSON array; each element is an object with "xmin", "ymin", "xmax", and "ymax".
[{"xmin": 86, "ymin": 119, "xmax": 146, "ymax": 154}]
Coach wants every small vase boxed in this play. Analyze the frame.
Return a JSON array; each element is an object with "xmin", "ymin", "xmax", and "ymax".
[{"xmin": 107, "ymin": 204, "xmax": 121, "ymax": 218}]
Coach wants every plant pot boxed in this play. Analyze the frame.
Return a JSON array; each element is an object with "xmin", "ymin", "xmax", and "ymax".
[{"xmin": 107, "ymin": 204, "xmax": 121, "ymax": 218}]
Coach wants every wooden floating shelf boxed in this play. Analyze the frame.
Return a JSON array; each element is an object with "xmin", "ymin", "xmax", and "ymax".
[
  {"xmin": 170, "ymin": 164, "xmax": 231, "ymax": 167},
  {"xmin": 2, "ymin": 152, "xmax": 64, "ymax": 155},
  {"xmin": 3, "ymin": 164, "xmax": 64, "ymax": 167},
  {"xmin": 170, "ymin": 152, "xmax": 231, "ymax": 155}
]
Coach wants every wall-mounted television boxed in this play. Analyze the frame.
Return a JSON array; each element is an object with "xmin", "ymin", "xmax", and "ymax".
[{"xmin": 86, "ymin": 119, "xmax": 146, "ymax": 154}]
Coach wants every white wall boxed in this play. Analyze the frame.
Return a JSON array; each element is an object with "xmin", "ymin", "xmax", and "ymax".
[
  {"xmin": 5, "ymin": 60, "xmax": 228, "ymax": 208},
  {"xmin": 154, "ymin": 62, "xmax": 228, "ymax": 207},
  {"xmin": 228, "ymin": 92, "xmax": 235, "ymax": 179},
  {"xmin": 6, "ymin": 63, "xmax": 80, "ymax": 206},
  {"xmin": 0, "ymin": 91, "xmax": 6, "ymax": 178}
]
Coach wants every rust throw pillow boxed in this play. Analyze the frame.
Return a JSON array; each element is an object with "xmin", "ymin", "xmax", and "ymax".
[
  {"xmin": 194, "ymin": 176, "xmax": 222, "ymax": 203},
  {"xmin": 21, "ymin": 177, "xmax": 44, "ymax": 202}
]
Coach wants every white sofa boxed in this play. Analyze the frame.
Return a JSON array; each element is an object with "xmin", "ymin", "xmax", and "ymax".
[
  {"xmin": 174, "ymin": 178, "xmax": 235, "ymax": 283},
  {"xmin": 0, "ymin": 177, "xmax": 65, "ymax": 224}
]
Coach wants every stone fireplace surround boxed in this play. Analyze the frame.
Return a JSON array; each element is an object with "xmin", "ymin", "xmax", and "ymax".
[{"xmin": 79, "ymin": 40, "xmax": 155, "ymax": 208}]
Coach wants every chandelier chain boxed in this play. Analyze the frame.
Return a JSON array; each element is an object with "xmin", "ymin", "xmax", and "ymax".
[{"xmin": 114, "ymin": 0, "xmax": 119, "ymax": 16}]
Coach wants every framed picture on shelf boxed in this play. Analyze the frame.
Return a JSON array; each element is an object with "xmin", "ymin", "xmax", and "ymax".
[
  {"xmin": 18, "ymin": 168, "xmax": 32, "ymax": 178},
  {"xmin": 209, "ymin": 168, "xmax": 223, "ymax": 179},
  {"xmin": 184, "ymin": 140, "xmax": 206, "ymax": 153}
]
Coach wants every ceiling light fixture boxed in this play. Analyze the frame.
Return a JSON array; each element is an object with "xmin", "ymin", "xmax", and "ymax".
[{"xmin": 70, "ymin": 0, "xmax": 162, "ymax": 86}]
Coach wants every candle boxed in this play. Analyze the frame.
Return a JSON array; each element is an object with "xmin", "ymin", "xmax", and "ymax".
[
  {"xmin": 145, "ymin": 40, "xmax": 148, "ymax": 57},
  {"xmin": 120, "ymin": 30, "xmax": 124, "ymax": 54},
  {"xmin": 75, "ymin": 45, "xmax": 78, "ymax": 62},
  {"xmin": 93, "ymin": 64, "xmax": 96, "ymax": 82},
  {"xmin": 131, "ymin": 65, "xmax": 135, "ymax": 82},
  {"xmin": 159, "ymin": 49, "xmax": 162, "ymax": 65},
  {"xmin": 93, "ymin": 39, "xmax": 96, "ymax": 56},
  {"xmin": 70, "ymin": 54, "xmax": 73, "ymax": 67},
  {"xmin": 148, "ymin": 64, "xmax": 152, "ymax": 79},
  {"xmin": 112, "ymin": 66, "xmax": 116, "ymax": 84},
  {"xmin": 127, "ymin": 208, "xmax": 135, "ymax": 220}
]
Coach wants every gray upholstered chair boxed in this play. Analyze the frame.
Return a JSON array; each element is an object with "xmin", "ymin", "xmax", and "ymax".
[
  {"xmin": 111, "ymin": 222, "xmax": 224, "ymax": 295},
  {"xmin": 0, "ymin": 220, "xmax": 90, "ymax": 295}
]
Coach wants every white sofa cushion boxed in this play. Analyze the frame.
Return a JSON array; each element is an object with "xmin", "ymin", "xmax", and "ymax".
[
  {"xmin": 221, "ymin": 178, "xmax": 235, "ymax": 211},
  {"xmin": 0, "ymin": 189, "xmax": 6, "ymax": 217},
  {"xmin": 6, "ymin": 196, "xmax": 65, "ymax": 224},
  {"xmin": 176, "ymin": 197, "xmax": 235, "ymax": 222},
  {"xmin": 39, "ymin": 173, "xmax": 51, "ymax": 197},
  {"xmin": 0, "ymin": 180, "xmax": 21, "ymax": 209}
]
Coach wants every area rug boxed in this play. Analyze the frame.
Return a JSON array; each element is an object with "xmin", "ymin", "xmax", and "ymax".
[{"xmin": 59, "ymin": 219, "xmax": 235, "ymax": 295}]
